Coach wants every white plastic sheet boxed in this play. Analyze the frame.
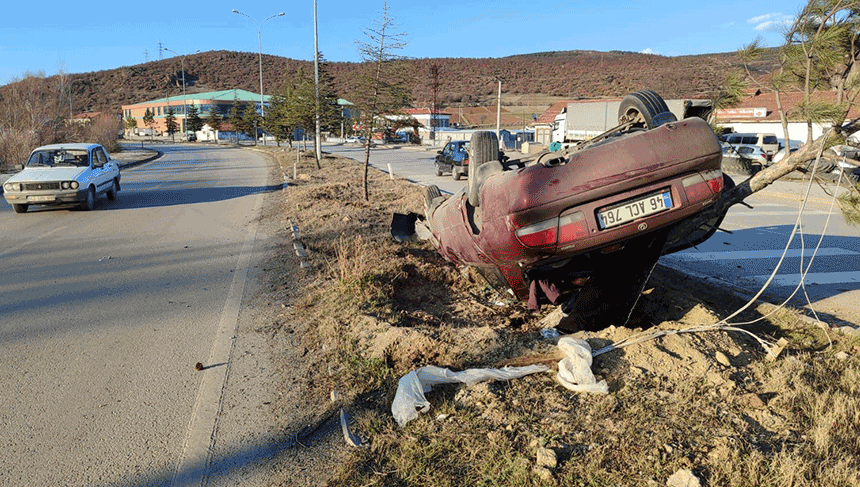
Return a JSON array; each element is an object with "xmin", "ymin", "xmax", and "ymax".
[
  {"xmin": 391, "ymin": 365, "xmax": 549, "ymax": 426},
  {"xmin": 556, "ymin": 337, "xmax": 608, "ymax": 394}
]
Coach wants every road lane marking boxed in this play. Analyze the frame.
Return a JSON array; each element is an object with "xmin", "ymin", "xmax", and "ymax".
[
  {"xmin": 171, "ymin": 189, "xmax": 263, "ymax": 487},
  {"xmin": 671, "ymin": 248, "xmax": 857, "ymax": 261},
  {"xmin": 745, "ymin": 271, "xmax": 860, "ymax": 287}
]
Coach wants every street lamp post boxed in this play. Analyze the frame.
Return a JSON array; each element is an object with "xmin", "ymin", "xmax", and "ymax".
[
  {"xmin": 496, "ymin": 77, "xmax": 503, "ymax": 143},
  {"xmin": 161, "ymin": 47, "xmax": 199, "ymax": 139},
  {"xmin": 313, "ymin": 0, "xmax": 321, "ymax": 162},
  {"xmin": 233, "ymin": 9, "xmax": 285, "ymax": 146}
]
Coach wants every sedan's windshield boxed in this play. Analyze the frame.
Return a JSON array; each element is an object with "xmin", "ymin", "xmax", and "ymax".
[{"xmin": 26, "ymin": 149, "xmax": 89, "ymax": 168}]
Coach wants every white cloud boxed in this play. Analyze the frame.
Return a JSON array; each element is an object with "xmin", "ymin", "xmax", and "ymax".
[
  {"xmin": 747, "ymin": 13, "xmax": 794, "ymax": 32},
  {"xmin": 641, "ymin": 48, "xmax": 659, "ymax": 55}
]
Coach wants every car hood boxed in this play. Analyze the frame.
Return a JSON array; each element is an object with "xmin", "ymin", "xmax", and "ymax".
[{"xmin": 7, "ymin": 167, "xmax": 86, "ymax": 182}]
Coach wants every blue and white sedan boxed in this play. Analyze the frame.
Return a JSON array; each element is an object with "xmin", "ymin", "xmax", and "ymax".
[{"xmin": 2, "ymin": 143, "xmax": 121, "ymax": 213}]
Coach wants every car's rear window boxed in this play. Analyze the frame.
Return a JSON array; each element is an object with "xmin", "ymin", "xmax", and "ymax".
[{"xmin": 763, "ymin": 135, "xmax": 778, "ymax": 144}]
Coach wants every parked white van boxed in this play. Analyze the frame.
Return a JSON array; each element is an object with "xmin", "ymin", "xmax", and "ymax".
[{"xmin": 719, "ymin": 133, "xmax": 779, "ymax": 158}]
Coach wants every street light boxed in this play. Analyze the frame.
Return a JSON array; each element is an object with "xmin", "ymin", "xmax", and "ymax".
[
  {"xmin": 233, "ymin": 9, "xmax": 285, "ymax": 146},
  {"xmin": 161, "ymin": 47, "xmax": 199, "ymax": 138},
  {"xmin": 496, "ymin": 77, "xmax": 503, "ymax": 143}
]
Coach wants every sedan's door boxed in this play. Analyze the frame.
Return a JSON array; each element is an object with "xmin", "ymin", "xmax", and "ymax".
[{"xmin": 91, "ymin": 146, "xmax": 112, "ymax": 193}]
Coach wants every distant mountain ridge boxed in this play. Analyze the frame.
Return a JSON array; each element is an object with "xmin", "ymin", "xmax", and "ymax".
[{"xmin": 1, "ymin": 49, "xmax": 777, "ymax": 116}]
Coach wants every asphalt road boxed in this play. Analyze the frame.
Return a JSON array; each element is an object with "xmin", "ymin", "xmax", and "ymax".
[
  {"xmin": 323, "ymin": 142, "xmax": 860, "ymax": 324},
  {"xmin": 0, "ymin": 144, "xmax": 279, "ymax": 486}
]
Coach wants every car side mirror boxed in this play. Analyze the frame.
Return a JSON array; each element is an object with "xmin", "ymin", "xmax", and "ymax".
[
  {"xmin": 14, "ymin": 164, "xmax": 24, "ymax": 171},
  {"xmin": 437, "ymin": 151, "xmax": 442, "ymax": 155}
]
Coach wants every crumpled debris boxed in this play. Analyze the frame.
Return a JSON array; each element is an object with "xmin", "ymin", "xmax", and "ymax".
[
  {"xmin": 556, "ymin": 337, "xmax": 609, "ymax": 394},
  {"xmin": 391, "ymin": 364, "xmax": 550, "ymax": 426}
]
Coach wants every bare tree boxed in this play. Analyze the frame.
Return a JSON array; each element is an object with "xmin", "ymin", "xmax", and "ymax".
[{"xmin": 353, "ymin": 2, "xmax": 411, "ymax": 200}]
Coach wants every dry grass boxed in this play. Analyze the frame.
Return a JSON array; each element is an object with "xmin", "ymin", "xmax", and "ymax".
[{"xmin": 258, "ymin": 146, "xmax": 860, "ymax": 486}]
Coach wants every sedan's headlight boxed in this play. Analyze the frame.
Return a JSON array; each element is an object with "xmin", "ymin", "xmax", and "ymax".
[
  {"xmin": 70, "ymin": 181, "xmax": 79, "ymax": 189},
  {"xmin": 4, "ymin": 182, "xmax": 21, "ymax": 192},
  {"xmin": 61, "ymin": 181, "xmax": 79, "ymax": 189}
]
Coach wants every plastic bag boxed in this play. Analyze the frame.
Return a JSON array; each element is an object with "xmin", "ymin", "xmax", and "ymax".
[
  {"xmin": 391, "ymin": 364, "xmax": 549, "ymax": 426},
  {"xmin": 556, "ymin": 336, "xmax": 608, "ymax": 394}
]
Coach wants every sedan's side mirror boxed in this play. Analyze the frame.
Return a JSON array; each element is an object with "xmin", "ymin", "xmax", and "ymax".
[
  {"xmin": 437, "ymin": 151, "xmax": 443, "ymax": 155},
  {"xmin": 14, "ymin": 164, "xmax": 24, "ymax": 171}
]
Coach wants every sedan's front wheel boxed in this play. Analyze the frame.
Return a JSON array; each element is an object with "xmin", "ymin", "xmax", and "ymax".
[
  {"xmin": 12, "ymin": 204, "xmax": 28, "ymax": 214},
  {"xmin": 80, "ymin": 186, "xmax": 95, "ymax": 211}
]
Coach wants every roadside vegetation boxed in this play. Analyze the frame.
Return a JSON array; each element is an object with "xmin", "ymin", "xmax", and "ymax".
[
  {"xmin": 0, "ymin": 70, "xmax": 122, "ymax": 171},
  {"xmin": 256, "ymin": 146, "xmax": 860, "ymax": 486}
]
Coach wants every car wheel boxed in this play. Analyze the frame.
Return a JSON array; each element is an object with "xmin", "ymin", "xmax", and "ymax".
[
  {"xmin": 618, "ymin": 90, "xmax": 676, "ymax": 129},
  {"xmin": 423, "ymin": 184, "xmax": 445, "ymax": 223},
  {"xmin": 468, "ymin": 131, "xmax": 500, "ymax": 207},
  {"xmin": 12, "ymin": 204, "xmax": 28, "ymax": 214},
  {"xmin": 80, "ymin": 186, "xmax": 95, "ymax": 211},
  {"xmin": 107, "ymin": 179, "xmax": 118, "ymax": 200},
  {"xmin": 435, "ymin": 165, "xmax": 443, "ymax": 177},
  {"xmin": 452, "ymin": 167, "xmax": 462, "ymax": 180}
]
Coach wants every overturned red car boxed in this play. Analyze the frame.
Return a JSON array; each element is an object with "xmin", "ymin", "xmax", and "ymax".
[{"xmin": 423, "ymin": 91, "xmax": 730, "ymax": 331}]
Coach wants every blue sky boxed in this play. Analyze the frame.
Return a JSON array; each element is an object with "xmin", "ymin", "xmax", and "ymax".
[{"xmin": 1, "ymin": 0, "xmax": 800, "ymax": 84}]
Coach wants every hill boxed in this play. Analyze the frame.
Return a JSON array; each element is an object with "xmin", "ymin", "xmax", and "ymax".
[{"xmin": 0, "ymin": 49, "xmax": 778, "ymax": 117}]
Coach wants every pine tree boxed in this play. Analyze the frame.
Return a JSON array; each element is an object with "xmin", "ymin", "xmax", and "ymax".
[
  {"xmin": 186, "ymin": 105, "xmax": 203, "ymax": 133},
  {"xmin": 165, "ymin": 107, "xmax": 178, "ymax": 140},
  {"xmin": 352, "ymin": 2, "xmax": 411, "ymax": 200}
]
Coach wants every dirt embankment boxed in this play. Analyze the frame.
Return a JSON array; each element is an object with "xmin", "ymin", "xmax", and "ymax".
[{"xmin": 251, "ymin": 147, "xmax": 860, "ymax": 486}]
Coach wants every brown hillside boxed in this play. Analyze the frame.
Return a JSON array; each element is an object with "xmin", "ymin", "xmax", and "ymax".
[{"xmin": 0, "ymin": 49, "xmax": 776, "ymax": 117}]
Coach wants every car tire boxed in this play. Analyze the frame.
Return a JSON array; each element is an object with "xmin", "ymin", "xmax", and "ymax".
[
  {"xmin": 423, "ymin": 184, "xmax": 443, "ymax": 219},
  {"xmin": 435, "ymin": 165, "xmax": 443, "ymax": 177},
  {"xmin": 107, "ymin": 179, "xmax": 118, "ymax": 200},
  {"xmin": 80, "ymin": 186, "xmax": 95, "ymax": 211},
  {"xmin": 618, "ymin": 90, "xmax": 676, "ymax": 129},
  {"xmin": 12, "ymin": 204, "xmax": 28, "ymax": 214},
  {"xmin": 468, "ymin": 131, "xmax": 500, "ymax": 207},
  {"xmin": 452, "ymin": 167, "xmax": 462, "ymax": 180}
]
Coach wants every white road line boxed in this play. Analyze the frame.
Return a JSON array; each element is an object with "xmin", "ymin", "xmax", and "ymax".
[
  {"xmin": 671, "ymin": 248, "xmax": 857, "ymax": 261},
  {"xmin": 727, "ymin": 210, "xmax": 832, "ymax": 217},
  {"xmin": 745, "ymin": 271, "xmax": 860, "ymax": 287},
  {"xmin": 171, "ymin": 190, "xmax": 263, "ymax": 487},
  {"xmin": 0, "ymin": 226, "xmax": 69, "ymax": 258}
]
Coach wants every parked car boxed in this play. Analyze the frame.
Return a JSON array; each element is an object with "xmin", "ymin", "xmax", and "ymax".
[
  {"xmin": 772, "ymin": 146, "xmax": 799, "ymax": 163},
  {"xmin": 434, "ymin": 140, "xmax": 470, "ymax": 180},
  {"xmin": 2, "ymin": 143, "xmax": 121, "ymax": 214},
  {"xmin": 719, "ymin": 132, "xmax": 779, "ymax": 158},
  {"xmin": 422, "ymin": 91, "xmax": 730, "ymax": 331},
  {"xmin": 723, "ymin": 144, "xmax": 768, "ymax": 163}
]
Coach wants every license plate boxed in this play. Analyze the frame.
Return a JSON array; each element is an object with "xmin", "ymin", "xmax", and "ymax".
[
  {"xmin": 597, "ymin": 190, "xmax": 672, "ymax": 229},
  {"xmin": 29, "ymin": 195, "xmax": 56, "ymax": 202}
]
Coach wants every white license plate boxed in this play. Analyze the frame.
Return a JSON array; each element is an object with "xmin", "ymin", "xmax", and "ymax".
[
  {"xmin": 29, "ymin": 195, "xmax": 56, "ymax": 202},
  {"xmin": 598, "ymin": 190, "xmax": 672, "ymax": 229}
]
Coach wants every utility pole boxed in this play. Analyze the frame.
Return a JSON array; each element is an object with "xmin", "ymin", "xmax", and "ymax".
[
  {"xmin": 496, "ymin": 77, "xmax": 503, "ymax": 142},
  {"xmin": 313, "ymin": 0, "xmax": 321, "ymax": 163}
]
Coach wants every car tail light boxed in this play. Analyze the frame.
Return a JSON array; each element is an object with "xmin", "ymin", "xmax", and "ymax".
[
  {"xmin": 682, "ymin": 170, "xmax": 723, "ymax": 203},
  {"xmin": 513, "ymin": 211, "xmax": 588, "ymax": 249},
  {"xmin": 514, "ymin": 218, "xmax": 558, "ymax": 248},
  {"xmin": 558, "ymin": 212, "xmax": 588, "ymax": 244}
]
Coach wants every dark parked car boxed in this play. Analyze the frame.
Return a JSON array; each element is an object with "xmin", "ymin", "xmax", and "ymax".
[
  {"xmin": 423, "ymin": 91, "xmax": 730, "ymax": 331},
  {"xmin": 434, "ymin": 140, "xmax": 470, "ymax": 180}
]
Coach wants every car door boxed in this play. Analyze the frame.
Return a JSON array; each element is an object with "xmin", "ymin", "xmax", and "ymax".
[{"xmin": 91, "ymin": 147, "xmax": 111, "ymax": 193}]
